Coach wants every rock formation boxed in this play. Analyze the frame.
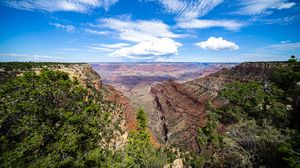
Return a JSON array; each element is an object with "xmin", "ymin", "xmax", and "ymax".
[{"xmin": 150, "ymin": 62, "xmax": 287, "ymax": 151}]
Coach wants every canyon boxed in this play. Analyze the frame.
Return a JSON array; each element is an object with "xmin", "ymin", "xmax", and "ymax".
[
  {"xmin": 0, "ymin": 61, "xmax": 295, "ymax": 167},
  {"xmin": 92, "ymin": 62, "xmax": 287, "ymax": 151},
  {"xmin": 0, "ymin": 62, "xmax": 286, "ymax": 152}
]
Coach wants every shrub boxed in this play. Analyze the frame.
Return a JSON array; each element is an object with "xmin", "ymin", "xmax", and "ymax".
[{"xmin": 0, "ymin": 70, "xmax": 118, "ymax": 167}]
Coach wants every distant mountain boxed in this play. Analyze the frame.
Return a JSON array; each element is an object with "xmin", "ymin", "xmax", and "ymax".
[{"xmin": 91, "ymin": 63, "xmax": 237, "ymax": 91}]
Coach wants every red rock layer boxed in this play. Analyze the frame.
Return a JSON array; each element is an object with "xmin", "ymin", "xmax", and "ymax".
[{"xmin": 150, "ymin": 62, "xmax": 287, "ymax": 152}]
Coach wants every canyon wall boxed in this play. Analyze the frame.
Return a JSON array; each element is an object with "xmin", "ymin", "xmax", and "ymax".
[
  {"xmin": 0, "ymin": 63, "xmax": 137, "ymax": 133},
  {"xmin": 150, "ymin": 62, "xmax": 287, "ymax": 151}
]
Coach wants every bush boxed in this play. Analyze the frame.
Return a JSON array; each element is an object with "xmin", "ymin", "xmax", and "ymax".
[
  {"xmin": 227, "ymin": 119, "xmax": 289, "ymax": 167},
  {"xmin": 0, "ymin": 70, "xmax": 118, "ymax": 167},
  {"xmin": 221, "ymin": 81, "xmax": 289, "ymax": 127}
]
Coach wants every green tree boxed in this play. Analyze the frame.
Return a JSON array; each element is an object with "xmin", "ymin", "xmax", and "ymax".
[
  {"xmin": 288, "ymin": 55, "xmax": 297, "ymax": 63},
  {"xmin": 221, "ymin": 81, "xmax": 289, "ymax": 127},
  {"xmin": 0, "ymin": 70, "xmax": 118, "ymax": 167},
  {"xmin": 270, "ymin": 60, "xmax": 300, "ymax": 130},
  {"xmin": 121, "ymin": 109, "xmax": 168, "ymax": 168}
]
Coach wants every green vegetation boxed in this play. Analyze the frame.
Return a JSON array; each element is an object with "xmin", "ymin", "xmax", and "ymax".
[
  {"xmin": 0, "ymin": 69, "xmax": 120, "ymax": 167},
  {"xmin": 270, "ymin": 58, "xmax": 300, "ymax": 130},
  {"xmin": 191, "ymin": 58, "xmax": 300, "ymax": 168},
  {"xmin": 0, "ymin": 62, "xmax": 86, "ymax": 85},
  {"xmin": 0, "ymin": 59, "xmax": 299, "ymax": 167},
  {"xmin": 0, "ymin": 68, "xmax": 174, "ymax": 167},
  {"xmin": 117, "ymin": 109, "xmax": 170, "ymax": 167},
  {"xmin": 0, "ymin": 62, "xmax": 84, "ymax": 71}
]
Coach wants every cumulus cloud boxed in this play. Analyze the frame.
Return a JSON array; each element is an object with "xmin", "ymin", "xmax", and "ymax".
[
  {"xmin": 3, "ymin": 0, "xmax": 119, "ymax": 13},
  {"xmin": 99, "ymin": 18, "xmax": 183, "ymax": 42},
  {"xmin": 49, "ymin": 23, "xmax": 75, "ymax": 33},
  {"xmin": 146, "ymin": 0, "xmax": 223, "ymax": 21},
  {"xmin": 195, "ymin": 37, "xmax": 239, "ymax": 51},
  {"xmin": 91, "ymin": 18, "xmax": 184, "ymax": 60},
  {"xmin": 110, "ymin": 38, "xmax": 182, "ymax": 59},
  {"xmin": 234, "ymin": 0, "xmax": 296, "ymax": 16},
  {"xmin": 177, "ymin": 19, "xmax": 244, "ymax": 30}
]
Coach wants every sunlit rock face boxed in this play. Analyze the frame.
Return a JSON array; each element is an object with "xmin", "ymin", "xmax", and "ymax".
[
  {"xmin": 0, "ymin": 63, "xmax": 136, "ymax": 150},
  {"xmin": 150, "ymin": 62, "xmax": 287, "ymax": 151},
  {"xmin": 91, "ymin": 62, "xmax": 287, "ymax": 151}
]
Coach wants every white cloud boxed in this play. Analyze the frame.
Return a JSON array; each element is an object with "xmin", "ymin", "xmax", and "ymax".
[
  {"xmin": 84, "ymin": 17, "xmax": 194, "ymax": 60},
  {"xmin": 3, "ymin": 0, "xmax": 119, "ymax": 13},
  {"xmin": 93, "ymin": 18, "xmax": 184, "ymax": 60},
  {"xmin": 87, "ymin": 43, "xmax": 131, "ymax": 52},
  {"xmin": 253, "ymin": 42, "xmax": 300, "ymax": 57},
  {"xmin": 87, "ymin": 46, "xmax": 114, "ymax": 52},
  {"xmin": 269, "ymin": 42, "xmax": 300, "ymax": 50},
  {"xmin": 145, "ymin": 1, "xmax": 244, "ymax": 31},
  {"xmin": 234, "ymin": 0, "xmax": 296, "ymax": 16},
  {"xmin": 98, "ymin": 43, "xmax": 131, "ymax": 49},
  {"xmin": 99, "ymin": 18, "xmax": 183, "ymax": 42},
  {"xmin": 147, "ymin": 0, "xmax": 223, "ymax": 21},
  {"xmin": 177, "ymin": 19, "xmax": 244, "ymax": 30},
  {"xmin": 259, "ymin": 15, "xmax": 300, "ymax": 24},
  {"xmin": 144, "ymin": 0, "xmax": 246, "ymax": 33},
  {"xmin": 49, "ymin": 23, "xmax": 75, "ymax": 33},
  {"xmin": 272, "ymin": 2, "xmax": 296, "ymax": 10},
  {"xmin": 84, "ymin": 29, "xmax": 110, "ymax": 35},
  {"xmin": 195, "ymin": 37, "xmax": 239, "ymax": 51},
  {"xmin": 110, "ymin": 38, "xmax": 182, "ymax": 59},
  {"xmin": 100, "ymin": 0, "xmax": 119, "ymax": 11},
  {"xmin": 281, "ymin": 40, "xmax": 291, "ymax": 44}
]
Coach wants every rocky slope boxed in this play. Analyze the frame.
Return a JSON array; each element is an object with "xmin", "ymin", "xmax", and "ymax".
[
  {"xmin": 0, "ymin": 63, "xmax": 137, "ymax": 150},
  {"xmin": 91, "ymin": 62, "xmax": 236, "ymax": 145},
  {"xmin": 1, "ymin": 63, "xmax": 136, "ymax": 130},
  {"xmin": 150, "ymin": 62, "xmax": 288, "ymax": 151},
  {"xmin": 92, "ymin": 63, "xmax": 236, "ymax": 93}
]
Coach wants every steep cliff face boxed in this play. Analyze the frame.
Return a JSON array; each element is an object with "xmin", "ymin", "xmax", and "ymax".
[
  {"xmin": 0, "ymin": 63, "xmax": 137, "ymax": 150},
  {"xmin": 150, "ymin": 62, "xmax": 287, "ymax": 151},
  {"xmin": 51, "ymin": 64, "xmax": 137, "ymax": 131},
  {"xmin": 151, "ymin": 80, "xmax": 207, "ymax": 149}
]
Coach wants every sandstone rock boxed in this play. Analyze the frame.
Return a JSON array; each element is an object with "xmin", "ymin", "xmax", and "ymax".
[
  {"xmin": 0, "ymin": 63, "xmax": 134, "ymax": 151},
  {"xmin": 164, "ymin": 158, "xmax": 184, "ymax": 168},
  {"xmin": 151, "ymin": 62, "xmax": 287, "ymax": 152}
]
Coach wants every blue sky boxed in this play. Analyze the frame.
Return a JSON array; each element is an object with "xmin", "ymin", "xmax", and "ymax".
[{"xmin": 0, "ymin": 0, "xmax": 299, "ymax": 62}]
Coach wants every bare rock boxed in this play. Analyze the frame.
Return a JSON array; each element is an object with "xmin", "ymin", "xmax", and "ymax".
[
  {"xmin": 151, "ymin": 62, "xmax": 287, "ymax": 152},
  {"xmin": 164, "ymin": 158, "xmax": 184, "ymax": 168}
]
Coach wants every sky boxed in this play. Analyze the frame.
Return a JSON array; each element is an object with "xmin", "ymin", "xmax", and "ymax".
[{"xmin": 0, "ymin": 0, "xmax": 300, "ymax": 62}]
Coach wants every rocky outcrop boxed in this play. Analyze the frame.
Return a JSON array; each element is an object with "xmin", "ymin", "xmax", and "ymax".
[
  {"xmin": 150, "ymin": 62, "xmax": 287, "ymax": 152},
  {"xmin": 164, "ymin": 158, "xmax": 184, "ymax": 168},
  {"xmin": 45, "ymin": 64, "xmax": 137, "ymax": 131},
  {"xmin": 151, "ymin": 79, "xmax": 206, "ymax": 150},
  {"xmin": 105, "ymin": 84, "xmax": 137, "ymax": 130},
  {"xmin": 0, "ymin": 63, "xmax": 137, "ymax": 150}
]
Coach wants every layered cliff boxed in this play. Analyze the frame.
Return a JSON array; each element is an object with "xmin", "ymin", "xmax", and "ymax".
[
  {"xmin": 0, "ymin": 63, "xmax": 137, "ymax": 150},
  {"xmin": 150, "ymin": 62, "xmax": 288, "ymax": 151}
]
